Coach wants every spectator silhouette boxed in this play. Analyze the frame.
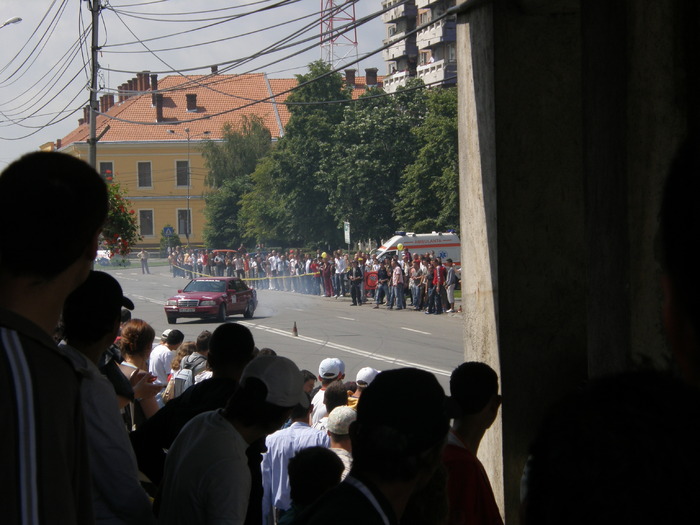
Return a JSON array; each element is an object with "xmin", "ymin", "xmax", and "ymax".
[{"xmin": 0, "ymin": 152, "xmax": 107, "ymax": 524}]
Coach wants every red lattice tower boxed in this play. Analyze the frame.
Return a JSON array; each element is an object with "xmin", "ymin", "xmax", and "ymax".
[{"xmin": 320, "ymin": 0, "xmax": 359, "ymax": 68}]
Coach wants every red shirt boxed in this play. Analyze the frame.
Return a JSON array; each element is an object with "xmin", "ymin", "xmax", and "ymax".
[
  {"xmin": 442, "ymin": 432, "xmax": 504, "ymax": 525},
  {"xmin": 433, "ymin": 265, "xmax": 446, "ymax": 286}
]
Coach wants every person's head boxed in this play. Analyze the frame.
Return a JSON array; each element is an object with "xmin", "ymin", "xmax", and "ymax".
[
  {"xmin": 160, "ymin": 329, "xmax": 172, "ymax": 344},
  {"xmin": 351, "ymin": 368, "xmax": 450, "ymax": 483},
  {"xmin": 196, "ymin": 330, "xmax": 212, "ymax": 355},
  {"xmin": 171, "ymin": 341, "xmax": 196, "ymax": 371},
  {"xmin": 207, "ymin": 322, "xmax": 256, "ymax": 379},
  {"xmin": 301, "ymin": 369, "xmax": 316, "ymax": 393},
  {"xmin": 524, "ymin": 370, "xmax": 700, "ymax": 525},
  {"xmin": 120, "ymin": 308, "xmax": 132, "ymax": 325},
  {"xmin": 224, "ymin": 355, "xmax": 309, "ymax": 436},
  {"xmin": 449, "ymin": 362, "xmax": 501, "ymax": 430},
  {"xmin": 318, "ymin": 357, "xmax": 346, "ymax": 385},
  {"xmin": 119, "ymin": 319, "xmax": 156, "ymax": 360},
  {"xmin": 356, "ymin": 367, "xmax": 380, "ymax": 387},
  {"xmin": 0, "ymin": 152, "xmax": 108, "ymax": 281},
  {"xmin": 445, "ymin": 258, "xmax": 453, "ymax": 267},
  {"xmin": 288, "ymin": 447, "xmax": 344, "ymax": 507},
  {"xmin": 166, "ymin": 329, "xmax": 185, "ymax": 349},
  {"xmin": 661, "ymin": 137, "xmax": 700, "ymax": 384},
  {"xmin": 323, "ymin": 381, "xmax": 349, "ymax": 414},
  {"xmin": 62, "ymin": 271, "xmax": 134, "ymax": 346},
  {"xmin": 327, "ymin": 405, "xmax": 357, "ymax": 443},
  {"xmin": 290, "ymin": 392, "xmax": 313, "ymax": 423}
]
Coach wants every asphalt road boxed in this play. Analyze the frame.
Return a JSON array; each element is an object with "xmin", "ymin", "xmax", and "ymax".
[{"xmin": 109, "ymin": 264, "xmax": 465, "ymax": 390}]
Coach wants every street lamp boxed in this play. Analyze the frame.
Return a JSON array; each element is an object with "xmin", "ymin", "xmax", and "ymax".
[
  {"xmin": 167, "ymin": 128, "xmax": 211, "ymax": 246},
  {"xmin": 0, "ymin": 17, "xmax": 22, "ymax": 29}
]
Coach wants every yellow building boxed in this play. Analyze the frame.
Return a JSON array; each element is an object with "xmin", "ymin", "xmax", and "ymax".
[
  {"xmin": 52, "ymin": 71, "xmax": 296, "ymax": 248},
  {"xmin": 47, "ymin": 69, "xmax": 381, "ymax": 248}
]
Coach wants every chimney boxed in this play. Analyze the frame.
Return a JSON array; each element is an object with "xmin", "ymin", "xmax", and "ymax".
[
  {"xmin": 211, "ymin": 65, "xmax": 218, "ymax": 74},
  {"xmin": 136, "ymin": 73, "xmax": 144, "ymax": 92},
  {"xmin": 56, "ymin": 138, "xmax": 62, "ymax": 150},
  {"xmin": 155, "ymin": 94, "xmax": 164, "ymax": 122},
  {"xmin": 118, "ymin": 84, "xmax": 124, "ymax": 103},
  {"xmin": 99, "ymin": 95, "xmax": 104, "ymax": 113},
  {"xmin": 150, "ymin": 74, "xmax": 158, "ymax": 106},
  {"xmin": 186, "ymin": 93, "xmax": 197, "ymax": 112},
  {"xmin": 127, "ymin": 79, "xmax": 135, "ymax": 97},
  {"xmin": 365, "ymin": 67, "xmax": 378, "ymax": 87},
  {"xmin": 142, "ymin": 71, "xmax": 150, "ymax": 90},
  {"xmin": 105, "ymin": 94, "xmax": 114, "ymax": 111},
  {"xmin": 78, "ymin": 118, "xmax": 85, "ymax": 126},
  {"xmin": 345, "ymin": 69, "xmax": 356, "ymax": 87},
  {"xmin": 120, "ymin": 83, "xmax": 128, "ymax": 101},
  {"xmin": 83, "ymin": 106, "xmax": 90, "ymax": 124}
]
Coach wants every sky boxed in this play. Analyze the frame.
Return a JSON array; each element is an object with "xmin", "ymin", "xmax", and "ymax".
[{"xmin": 0, "ymin": 0, "xmax": 386, "ymax": 167}]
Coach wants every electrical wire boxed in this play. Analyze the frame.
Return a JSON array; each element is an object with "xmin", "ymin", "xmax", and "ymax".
[{"xmin": 102, "ymin": 0, "xmax": 301, "ymax": 47}]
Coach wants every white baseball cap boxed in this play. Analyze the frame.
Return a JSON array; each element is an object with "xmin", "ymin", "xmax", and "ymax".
[
  {"xmin": 327, "ymin": 406, "xmax": 357, "ymax": 435},
  {"xmin": 240, "ymin": 355, "xmax": 309, "ymax": 408},
  {"xmin": 356, "ymin": 367, "xmax": 380, "ymax": 385},
  {"xmin": 319, "ymin": 357, "xmax": 345, "ymax": 379}
]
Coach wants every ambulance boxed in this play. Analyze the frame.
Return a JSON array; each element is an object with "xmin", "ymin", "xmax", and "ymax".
[{"xmin": 374, "ymin": 231, "xmax": 461, "ymax": 266}]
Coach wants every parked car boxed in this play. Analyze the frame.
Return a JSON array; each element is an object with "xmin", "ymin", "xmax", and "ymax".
[{"xmin": 164, "ymin": 277, "xmax": 257, "ymax": 324}]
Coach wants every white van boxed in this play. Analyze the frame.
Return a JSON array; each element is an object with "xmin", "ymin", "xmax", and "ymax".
[{"xmin": 374, "ymin": 232, "xmax": 461, "ymax": 266}]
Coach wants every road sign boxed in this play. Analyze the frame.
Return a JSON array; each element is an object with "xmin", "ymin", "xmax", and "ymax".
[
  {"xmin": 344, "ymin": 221, "xmax": 351, "ymax": 245},
  {"xmin": 163, "ymin": 226, "xmax": 174, "ymax": 237}
]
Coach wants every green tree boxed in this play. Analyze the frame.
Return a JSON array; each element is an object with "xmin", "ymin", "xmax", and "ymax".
[
  {"xmin": 101, "ymin": 182, "xmax": 141, "ymax": 256},
  {"xmin": 240, "ymin": 61, "xmax": 351, "ymax": 246},
  {"xmin": 201, "ymin": 116, "xmax": 272, "ymax": 248},
  {"xmin": 395, "ymin": 87, "xmax": 459, "ymax": 232},
  {"xmin": 321, "ymin": 81, "xmax": 427, "ymax": 243}
]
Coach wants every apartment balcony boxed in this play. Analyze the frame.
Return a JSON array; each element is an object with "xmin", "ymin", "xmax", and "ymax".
[
  {"xmin": 383, "ymin": 70, "xmax": 413, "ymax": 93},
  {"xmin": 382, "ymin": 35, "xmax": 418, "ymax": 62},
  {"xmin": 416, "ymin": 58, "xmax": 457, "ymax": 86},
  {"xmin": 381, "ymin": 0, "xmax": 418, "ymax": 23},
  {"xmin": 415, "ymin": 0, "xmax": 437, "ymax": 8},
  {"xmin": 416, "ymin": 18, "xmax": 456, "ymax": 49}
]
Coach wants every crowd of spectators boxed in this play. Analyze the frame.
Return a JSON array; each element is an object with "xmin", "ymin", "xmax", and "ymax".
[
  {"xmin": 4, "ymin": 143, "xmax": 700, "ymax": 525},
  {"xmin": 167, "ymin": 246, "xmax": 460, "ymax": 313}
]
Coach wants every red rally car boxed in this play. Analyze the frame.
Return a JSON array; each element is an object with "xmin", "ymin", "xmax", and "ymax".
[{"xmin": 164, "ymin": 277, "xmax": 257, "ymax": 324}]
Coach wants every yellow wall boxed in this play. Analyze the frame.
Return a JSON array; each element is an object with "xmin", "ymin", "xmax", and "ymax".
[{"xmin": 62, "ymin": 141, "xmax": 211, "ymax": 247}]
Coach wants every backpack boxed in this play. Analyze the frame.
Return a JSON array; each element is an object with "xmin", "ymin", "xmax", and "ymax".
[{"xmin": 162, "ymin": 354, "xmax": 207, "ymax": 403}]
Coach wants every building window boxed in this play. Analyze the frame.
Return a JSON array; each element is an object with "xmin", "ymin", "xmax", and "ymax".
[
  {"xmin": 419, "ymin": 51, "xmax": 431, "ymax": 65},
  {"xmin": 447, "ymin": 42, "xmax": 456, "ymax": 62},
  {"xmin": 99, "ymin": 161, "xmax": 113, "ymax": 182},
  {"xmin": 137, "ymin": 162, "xmax": 152, "ymax": 188},
  {"xmin": 388, "ymin": 24, "xmax": 397, "ymax": 37},
  {"xmin": 176, "ymin": 160, "xmax": 189, "ymax": 187},
  {"xmin": 177, "ymin": 209, "xmax": 191, "ymax": 236},
  {"xmin": 139, "ymin": 210, "xmax": 154, "ymax": 236},
  {"xmin": 419, "ymin": 11, "xmax": 431, "ymax": 25}
]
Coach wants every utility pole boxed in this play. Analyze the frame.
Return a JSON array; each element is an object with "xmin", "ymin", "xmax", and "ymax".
[{"xmin": 88, "ymin": 0, "xmax": 101, "ymax": 169}]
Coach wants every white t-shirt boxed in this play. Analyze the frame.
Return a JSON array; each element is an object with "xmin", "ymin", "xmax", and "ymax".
[
  {"xmin": 158, "ymin": 410, "xmax": 251, "ymax": 525},
  {"xmin": 149, "ymin": 344, "xmax": 175, "ymax": 386},
  {"xmin": 310, "ymin": 388, "xmax": 327, "ymax": 426}
]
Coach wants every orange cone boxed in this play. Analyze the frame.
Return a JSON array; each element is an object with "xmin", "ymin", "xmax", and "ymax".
[{"xmin": 292, "ymin": 322, "xmax": 298, "ymax": 337}]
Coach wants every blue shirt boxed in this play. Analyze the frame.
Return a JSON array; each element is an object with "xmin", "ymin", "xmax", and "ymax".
[{"xmin": 261, "ymin": 422, "xmax": 330, "ymax": 523}]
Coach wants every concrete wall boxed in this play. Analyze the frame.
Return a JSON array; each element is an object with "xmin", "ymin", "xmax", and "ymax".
[{"xmin": 458, "ymin": 0, "xmax": 696, "ymax": 521}]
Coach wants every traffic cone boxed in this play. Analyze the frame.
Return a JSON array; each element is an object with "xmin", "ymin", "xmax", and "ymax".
[{"xmin": 292, "ymin": 322, "xmax": 298, "ymax": 337}]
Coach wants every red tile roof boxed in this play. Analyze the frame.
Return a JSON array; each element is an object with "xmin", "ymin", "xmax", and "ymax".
[{"xmin": 59, "ymin": 73, "xmax": 383, "ymax": 148}]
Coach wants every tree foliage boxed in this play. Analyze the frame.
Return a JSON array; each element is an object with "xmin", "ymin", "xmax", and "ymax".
[
  {"xmin": 321, "ymin": 81, "xmax": 427, "ymax": 243},
  {"xmin": 239, "ymin": 60, "xmax": 351, "ymax": 246},
  {"xmin": 101, "ymin": 182, "xmax": 141, "ymax": 256},
  {"xmin": 395, "ymin": 87, "xmax": 459, "ymax": 232},
  {"xmin": 201, "ymin": 116, "xmax": 272, "ymax": 248}
]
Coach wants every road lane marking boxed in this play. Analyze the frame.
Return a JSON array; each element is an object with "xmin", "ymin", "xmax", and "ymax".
[
  {"xmin": 239, "ymin": 321, "xmax": 450, "ymax": 377},
  {"xmin": 401, "ymin": 327, "xmax": 431, "ymax": 335},
  {"xmin": 132, "ymin": 295, "xmax": 165, "ymax": 305},
  {"xmin": 337, "ymin": 317, "xmax": 355, "ymax": 321}
]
